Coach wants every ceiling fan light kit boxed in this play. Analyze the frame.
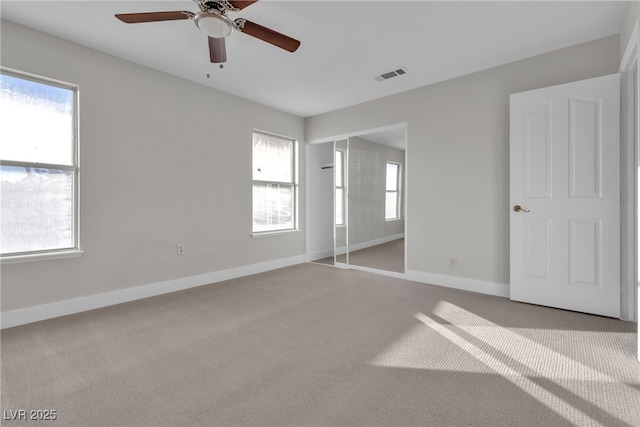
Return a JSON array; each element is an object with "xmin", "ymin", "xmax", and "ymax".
[
  {"xmin": 194, "ymin": 11, "xmax": 234, "ymax": 38},
  {"xmin": 115, "ymin": 0, "xmax": 300, "ymax": 64}
]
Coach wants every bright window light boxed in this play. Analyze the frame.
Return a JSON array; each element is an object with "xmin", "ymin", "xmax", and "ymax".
[
  {"xmin": 0, "ymin": 70, "xmax": 79, "ymax": 257},
  {"xmin": 385, "ymin": 162, "xmax": 400, "ymax": 220},
  {"xmin": 252, "ymin": 131, "xmax": 297, "ymax": 233},
  {"xmin": 335, "ymin": 149, "xmax": 345, "ymax": 226}
]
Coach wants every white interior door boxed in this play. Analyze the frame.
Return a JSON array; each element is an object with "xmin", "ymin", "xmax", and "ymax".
[{"xmin": 510, "ymin": 74, "xmax": 620, "ymax": 317}]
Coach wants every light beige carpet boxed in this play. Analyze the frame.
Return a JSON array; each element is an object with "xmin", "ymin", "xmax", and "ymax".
[{"xmin": 1, "ymin": 263, "xmax": 638, "ymax": 426}]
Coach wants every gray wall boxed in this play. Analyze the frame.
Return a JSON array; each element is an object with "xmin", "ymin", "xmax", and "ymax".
[
  {"xmin": 306, "ymin": 142, "xmax": 334, "ymax": 259},
  {"xmin": 1, "ymin": 20, "xmax": 306, "ymax": 312},
  {"xmin": 306, "ymin": 35, "xmax": 620, "ymax": 287}
]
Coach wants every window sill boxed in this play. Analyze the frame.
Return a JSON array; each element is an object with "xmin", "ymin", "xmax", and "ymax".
[
  {"xmin": 1, "ymin": 249, "xmax": 84, "ymax": 265},
  {"xmin": 385, "ymin": 218, "xmax": 403, "ymax": 222},
  {"xmin": 251, "ymin": 229, "xmax": 300, "ymax": 238}
]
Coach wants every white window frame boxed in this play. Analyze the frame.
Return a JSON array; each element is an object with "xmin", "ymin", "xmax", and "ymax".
[
  {"xmin": 0, "ymin": 68, "xmax": 82, "ymax": 264},
  {"xmin": 335, "ymin": 149, "xmax": 346, "ymax": 226},
  {"xmin": 385, "ymin": 161, "xmax": 402, "ymax": 221},
  {"xmin": 251, "ymin": 130, "xmax": 298, "ymax": 235}
]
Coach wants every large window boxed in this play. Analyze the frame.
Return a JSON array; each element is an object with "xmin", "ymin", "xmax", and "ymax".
[
  {"xmin": 385, "ymin": 162, "xmax": 401, "ymax": 220},
  {"xmin": 1, "ymin": 69, "xmax": 79, "ymax": 258},
  {"xmin": 252, "ymin": 131, "xmax": 297, "ymax": 233}
]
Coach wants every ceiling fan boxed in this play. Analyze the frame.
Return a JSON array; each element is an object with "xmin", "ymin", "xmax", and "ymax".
[{"xmin": 115, "ymin": 0, "xmax": 301, "ymax": 64}]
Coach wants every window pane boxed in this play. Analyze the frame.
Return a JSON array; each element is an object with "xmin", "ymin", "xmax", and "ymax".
[
  {"xmin": 335, "ymin": 150, "xmax": 343, "ymax": 187},
  {"xmin": 1, "ymin": 165, "xmax": 74, "ymax": 254},
  {"xmin": 252, "ymin": 133, "xmax": 293, "ymax": 183},
  {"xmin": 385, "ymin": 192, "xmax": 398, "ymax": 220},
  {"xmin": 386, "ymin": 163, "xmax": 399, "ymax": 191},
  {"xmin": 252, "ymin": 183, "xmax": 294, "ymax": 232},
  {"xmin": 335, "ymin": 188, "xmax": 344, "ymax": 225},
  {"xmin": 0, "ymin": 73, "xmax": 74, "ymax": 165}
]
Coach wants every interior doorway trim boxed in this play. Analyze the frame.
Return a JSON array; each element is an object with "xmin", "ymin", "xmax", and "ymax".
[{"xmin": 620, "ymin": 20, "xmax": 638, "ymax": 324}]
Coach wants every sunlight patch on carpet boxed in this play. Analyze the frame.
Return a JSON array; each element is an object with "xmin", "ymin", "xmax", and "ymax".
[{"xmin": 370, "ymin": 301, "xmax": 634, "ymax": 426}]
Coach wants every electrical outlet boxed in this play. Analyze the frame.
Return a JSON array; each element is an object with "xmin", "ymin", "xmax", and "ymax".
[
  {"xmin": 449, "ymin": 257, "xmax": 458, "ymax": 268},
  {"xmin": 177, "ymin": 244, "xmax": 184, "ymax": 255}
]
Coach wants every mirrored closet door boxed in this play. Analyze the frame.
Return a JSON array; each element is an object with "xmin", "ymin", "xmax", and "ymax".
[
  {"xmin": 334, "ymin": 139, "xmax": 348, "ymax": 266},
  {"xmin": 333, "ymin": 126, "xmax": 407, "ymax": 273}
]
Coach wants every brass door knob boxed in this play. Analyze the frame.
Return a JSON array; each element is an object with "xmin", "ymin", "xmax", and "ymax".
[{"xmin": 513, "ymin": 205, "xmax": 530, "ymax": 213}]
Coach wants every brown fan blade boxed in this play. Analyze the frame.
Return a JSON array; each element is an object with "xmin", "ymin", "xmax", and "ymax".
[
  {"xmin": 115, "ymin": 11, "xmax": 191, "ymax": 24},
  {"xmin": 228, "ymin": 1, "xmax": 260, "ymax": 11},
  {"xmin": 237, "ymin": 20, "xmax": 300, "ymax": 53},
  {"xmin": 208, "ymin": 37, "xmax": 227, "ymax": 63}
]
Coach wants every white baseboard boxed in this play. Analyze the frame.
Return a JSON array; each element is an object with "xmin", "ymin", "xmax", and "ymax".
[
  {"xmin": 405, "ymin": 269, "xmax": 510, "ymax": 298},
  {"xmin": 2, "ymin": 256, "xmax": 509, "ymax": 329},
  {"xmin": 1, "ymin": 255, "xmax": 306, "ymax": 329}
]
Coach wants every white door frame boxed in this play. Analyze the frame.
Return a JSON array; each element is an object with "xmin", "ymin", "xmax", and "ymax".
[{"xmin": 619, "ymin": 19, "xmax": 639, "ymax": 362}]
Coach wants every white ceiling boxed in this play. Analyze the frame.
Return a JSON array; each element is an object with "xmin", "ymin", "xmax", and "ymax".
[{"xmin": 0, "ymin": 0, "xmax": 630, "ymax": 120}]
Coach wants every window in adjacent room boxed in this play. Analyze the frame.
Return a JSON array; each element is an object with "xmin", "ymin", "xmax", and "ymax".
[
  {"xmin": 335, "ymin": 149, "xmax": 345, "ymax": 226},
  {"xmin": 0, "ymin": 69, "xmax": 80, "ymax": 259},
  {"xmin": 252, "ymin": 131, "xmax": 297, "ymax": 233},
  {"xmin": 385, "ymin": 161, "xmax": 401, "ymax": 220}
]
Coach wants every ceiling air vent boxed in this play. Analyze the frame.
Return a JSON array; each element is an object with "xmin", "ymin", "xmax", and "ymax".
[{"xmin": 374, "ymin": 67, "xmax": 409, "ymax": 82}]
